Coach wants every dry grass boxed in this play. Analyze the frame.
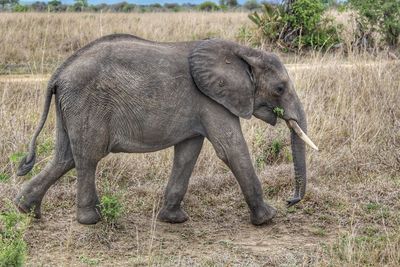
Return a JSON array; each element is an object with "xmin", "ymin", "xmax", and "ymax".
[
  {"xmin": 0, "ymin": 12, "xmax": 249, "ymax": 74},
  {"xmin": 0, "ymin": 12, "xmax": 399, "ymax": 266}
]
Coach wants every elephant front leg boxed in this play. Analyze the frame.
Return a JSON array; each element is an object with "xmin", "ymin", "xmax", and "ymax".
[
  {"xmin": 205, "ymin": 117, "xmax": 276, "ymax": 225},
  {"xmin": 214, "ymin": 138, "xmax": 276, "ymax": 225},
  {"xmin": 158, "ymin": 136, "xmax": 204, "ymax": 223}
]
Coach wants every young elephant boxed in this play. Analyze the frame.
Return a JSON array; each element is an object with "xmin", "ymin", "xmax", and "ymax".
[{"xmin": 15, "ymin": 34, "xmax": 318, "ymax": 226}]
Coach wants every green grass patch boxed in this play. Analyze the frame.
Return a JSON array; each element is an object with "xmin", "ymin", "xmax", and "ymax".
[
  {"xmin": 0, "ymin": 173, "xmax": 10, "ymax": 183},
  {"xmin": 98, "ymin": 194, "xmax": 123, "ymax": 226},
  {"xmin": 78, "ymin": 255, "xmax": 100, "ymax": 266},
  {"xmin": 9, "ymin": 152, "xmax": 26, "ymax": 164},
  {"xmin": 0, "ymin": 205, "xmax": 30, "ymax": 267}
]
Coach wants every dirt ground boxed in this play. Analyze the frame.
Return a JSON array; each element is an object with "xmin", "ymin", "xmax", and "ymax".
[
  {"xmin": 7, "ymin": 168, "xmax": 334, "ymax": 267},
  {"xmin": 1, "ymin": 59, "xmax": 399, "ymax": 266}
]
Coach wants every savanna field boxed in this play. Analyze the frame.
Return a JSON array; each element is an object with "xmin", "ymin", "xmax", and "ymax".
[{"xmin": 0, "ymin": 12, "xmax": 399, "ymax": 266}]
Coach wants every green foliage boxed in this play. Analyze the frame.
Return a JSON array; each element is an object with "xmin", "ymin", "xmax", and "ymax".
[
  {"xmin": 0, "ymin": 206, "xmax": 30, "ymax": 267},
  {"xmin": 247, "ymin": 4, "xmax": 285, "ymax": 44},
  {"xmin": 256, "ymin": 138, "xmax": 287, "ymax": 168},
  {"xmin": 78, "ymin": 255, "xmax": 100, "ymax": 266},
  {"xmin": 164, "ymin": 3, "xmax": 181, "ymax": 12},
  {"xmin": 198, "ymin": 1, "xmax": 220, "ymax": 11},
  {"xmin": 73, "ymin": 0, "xmax": 87, "ymax": 11},
  {"xmin": 219, "ymin": 0, "xmax": 237, "ymax": 8},
  {"xmin": 47, "ymin": 0, "xmax": 64, "ymax": 12},
  {"xmin": 273, "ymin": 107, "xmax": 284, "ymax": 118},
  {"xmin": 286, "ymin": 0, "xmax": 324, "ymax": 33},
  {"xmin": 0, "ymin": 0, "xmax": 18, "ymax": 9},
  {"xmin": 243, "ymin": 0, "xmax": 260, "ymax": 10},
  {"xmin": 99, "ymin": 194, "xmax": 123, "ymax": 226},
  {"xmin": 0, "ymin": 173, "xmax": 9, "ymax": 182},
  {"xmin": 246, "ymin": 1, "xmax": 341, "ymax": 50},
  {"xmin": 350, "ymin": 0, "xmax": 400, "ymax": 47},
  {"xmin": 12, "ymin": 3, "xmax": 27, "ymax": 11},
  {"xmin": 9, "ymin": 152, "xmax": 26, "ymax": 164},
  {"xmin": 37, "ymin": 139, "xmax": 53, "ymax": 156}
]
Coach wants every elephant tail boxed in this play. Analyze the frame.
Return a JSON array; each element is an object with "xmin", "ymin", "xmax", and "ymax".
[{"xmin": 17, "ymin": 81, "xmax": 55, "ymax": 176}]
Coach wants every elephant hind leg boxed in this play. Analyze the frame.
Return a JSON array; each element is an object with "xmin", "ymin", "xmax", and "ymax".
[
  {"xmin": 15, "ymin": 123, "xmax": 75, "ymax": 218},
  {"xmin": 158, "ymin": 136, "xmax": 204, "ymax": 223},
  {"xmin": 68, "ymin": 134, "xmax": 107, "ymax": 225}
]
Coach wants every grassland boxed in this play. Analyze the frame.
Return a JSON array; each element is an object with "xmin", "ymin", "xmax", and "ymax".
[{"xmin": 0, "ymin": 12, "xmax": 399, "ymax": 266}]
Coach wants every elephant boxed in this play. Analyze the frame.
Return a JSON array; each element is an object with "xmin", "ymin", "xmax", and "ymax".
[{"xmin": 15, "ymin": 34, "xmax": 318, "ymax": 226}]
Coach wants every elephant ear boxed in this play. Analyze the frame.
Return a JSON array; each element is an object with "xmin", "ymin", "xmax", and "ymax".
[{"xmin": 189, "ymin": 39, "xmax": 256, "ymax": 119}]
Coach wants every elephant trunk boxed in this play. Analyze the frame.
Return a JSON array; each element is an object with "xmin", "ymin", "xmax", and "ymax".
[{"xmin": 286, "ymin": 105, "xmax": 317, "ymax": 207}]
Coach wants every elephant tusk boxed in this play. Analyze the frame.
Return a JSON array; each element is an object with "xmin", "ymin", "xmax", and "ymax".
[{"xmin": 287, "ymin": 120, "xmax": 319, "ymax": 151}]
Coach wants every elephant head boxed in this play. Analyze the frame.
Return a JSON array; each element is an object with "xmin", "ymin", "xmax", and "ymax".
[{"xmin": 189, "ymin": 39, "xmax": 318, "ymax": 206}]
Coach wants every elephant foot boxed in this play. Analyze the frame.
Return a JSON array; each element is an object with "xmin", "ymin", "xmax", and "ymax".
[
  {"xmin": 14, "ymin": 191, "xmax": 42, "ymax": 219},
  {"xmin": 250, "ymin": 204, "xmax": 276, "ymax": 226},
  {"xmin": 157, "ymin": 206, "xmax": 189, "ymax": 223},
  {"xmin": 77, "ymin": 206, "xmax": 101, "ymax": 225}
]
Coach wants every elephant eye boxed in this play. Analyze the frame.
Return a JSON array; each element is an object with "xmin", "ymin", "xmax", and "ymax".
[{"xmin": 275, "ymin": 86, "xmax": 285, "ymax": 95}]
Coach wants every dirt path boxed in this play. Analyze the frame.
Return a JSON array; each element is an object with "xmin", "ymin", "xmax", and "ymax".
[{"xmin": 0, "ymin": 74, "xmax": 49, "ymax": 83}]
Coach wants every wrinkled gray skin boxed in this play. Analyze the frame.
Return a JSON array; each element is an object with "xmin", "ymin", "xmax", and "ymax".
[{"xmin": 15, "ymin": 34, "xmax": 308, "ymax": 226}]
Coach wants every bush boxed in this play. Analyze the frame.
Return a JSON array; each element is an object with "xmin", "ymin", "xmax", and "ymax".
[
  {"xmin": 99, "ymin": 194, "xmax": 123, "ymax": 226},
  {"xmin": 198, "ymin": 1, "xmax": 220, "ymax": 11},
  {"xmin": 164, "ymin": 3, "xmax": 181, "ymax": 12},
  {"xmin": 219, "ymin": 0, "xmax": 237, "ymax": 8},
  {"xmin": 12, "ymin": 3, "xmax": 28, "ymax": 12},
  {"xmin": 0, "ymin": 207, "xmax": 30, "ymax": 267},
  {"xmin": 350, "ymin": 0, "xmax": 400, "ymax": 48},
  {"xmin": 246, "ymin": 1, "xmax": 341, "ymax": 50},
  {"xmin": 243, "ymin": 0, "xmax": 260, "ymax": 10}
]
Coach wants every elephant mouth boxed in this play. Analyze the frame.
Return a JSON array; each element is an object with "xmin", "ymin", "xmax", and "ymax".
[
  {"xmin": 253, "ymin": 105, "xmax": 278, "ymax": 126},
  {"xmin": 269, "ymin": 114, "xmax": 278, "ymax": 126},
  {"xmin": 286, "ymin": 120, "xmax": 319, "ymax": 151}
]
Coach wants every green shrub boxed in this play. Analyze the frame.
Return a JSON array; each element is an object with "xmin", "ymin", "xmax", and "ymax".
[
  {"xmin": 198, "ymin": 1, "xmax": 220, "ymax": 11},
  {"xmin": 12, "ymin": 4, "xmax": 28, "ymax": 12},
  {"xmin": 246, "ymin": 1, "xmax": 341, "ymax": 50},
  {"xmin": 273, "ymin": 107, "xmax": 284, "ymax": 118},
  {"xmin": 243, "ymin": 0, "xmax": 261, "ymax": 10},
  {"xmin": 99, "ymin": 194, "xmax": 123, "ymax": 226},
  {"xmin": 350, "ymin": 0, "xmax": 400, "ymax": 48},
  {"xmin": 0, "ymin": 207, "xmax": 30, "ymax": 267},
  {"xmin": 9, "ymin": 152, "xmax": 26, "ymax": 164},
  {"xmin": 256, "ymin": 138, "xmax": 288, "ymax": 168},
  {"xmin": 0, "ymin": 173, "xmax": 9, "ymax": 182}
]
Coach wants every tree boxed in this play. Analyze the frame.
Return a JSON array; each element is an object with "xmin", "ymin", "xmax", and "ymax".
[
  {"xmin": 13, "ymin": 3, "xmax": 27, "ymax": 11},
  {"xmin": 198, "ymin": 1, "xmax": 220, "ymax": 11},
  {"xmin": 31, "ymin": 1, "xmax": 47, "ymax": 11},
  {"xmin": 220, "ymin": 0, "xmax": 237, "ymax": 8},
  {"xmin": 350, "ymin": 0, "xmax": 400, "ymax": 47},
  {"xmin": 244, "ymin": 0, "xmax": 260, "ymax": 10},
  {"xmin": 227, "ymin": 0, "xmax": 238, "ymax": 7},
  {"xmin": 48, "ymin": 0, "xmax": 61, "ymax": 11},
  {"xmin": 164, "ymin": 3, "xmax": 181, "ymax": 12},
  {"xmin": 283, "ymin": 0, "xmax": 295, "ymax": 12},
  {"xmin": 0, "ymin": 0, "xmax": 19, "ymax": 9},
  {"xmin": 246, "ymin": 0, "xmax": 341, "ymax": 50},
  {"xmin": 73, "ymin": 0, "xmax": 88, "ymax": 12}
]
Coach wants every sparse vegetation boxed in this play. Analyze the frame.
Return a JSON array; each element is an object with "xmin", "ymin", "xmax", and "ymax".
[
  {"xmin": 198, "ymin": 1, "xmax": 220, "ymax": 11},
  {"xmin": 0, "ymin": 11, "xmax": 399, "ymax": 266},
  {"xmin": 246, "ymin": 1, "xmax": 342, "ymax": 50},
  {"xmin": 99, "ymin": 194, "xmax": 123, "ymax": 227},
  {"xmin": 273, "ymin": 107, "xmax": 285, "ymax": 118},
  {"xmin": 350, "ymin": 0, "xmax": 400, "ymax": 48},
  {"xmin": 0, "ymin": 205, "xmax": 30, "ymax": 267},
  {"xmin": 0, "ymin": 173, "xmax": 9, "ymax": 182}
]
